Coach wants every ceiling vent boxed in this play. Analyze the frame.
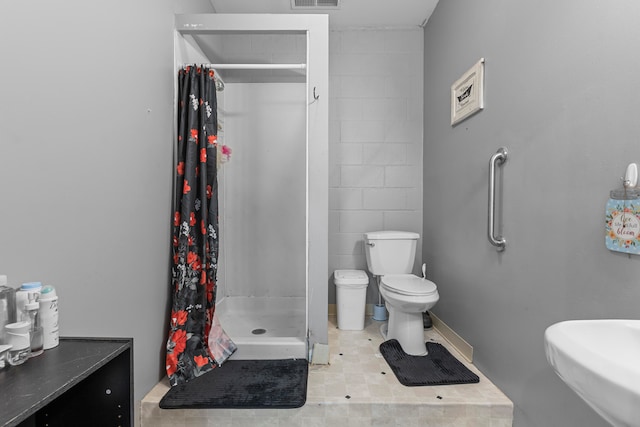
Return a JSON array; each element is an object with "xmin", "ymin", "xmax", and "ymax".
[{"xmin": 291, "ymin": 0, "xmax": 340, "ymax": 9}]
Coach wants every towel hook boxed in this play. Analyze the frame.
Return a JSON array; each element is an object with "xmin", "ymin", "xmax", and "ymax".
[{"xmin": 309, "ymin": 87, "xmax": 320, "ymax": 105}]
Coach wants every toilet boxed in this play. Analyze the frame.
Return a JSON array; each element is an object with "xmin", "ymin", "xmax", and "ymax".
[{"xmin": 364, "ymin": 231, "xmax": 439, "ymax": 356}]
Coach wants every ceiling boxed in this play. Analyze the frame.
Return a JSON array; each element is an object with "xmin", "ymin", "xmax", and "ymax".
[{"xmin": 209, "ymin": 0, "xmax": 440, "ymax": 28}]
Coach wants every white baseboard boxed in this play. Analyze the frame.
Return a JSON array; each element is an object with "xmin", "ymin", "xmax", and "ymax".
[{"xmin": 430, "ymin": 312, "xmax": 473, "ymax": 363}]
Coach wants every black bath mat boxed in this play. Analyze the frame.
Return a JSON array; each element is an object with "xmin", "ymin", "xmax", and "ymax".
[
  {"xmin": 159, "ymin": 359, "xmax": 308, "ymax": 409},
  {"xmin": 380, "ymin": 339, "xmax": 479, "ymax": 386}
]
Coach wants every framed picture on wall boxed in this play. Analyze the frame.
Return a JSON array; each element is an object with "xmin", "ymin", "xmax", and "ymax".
[{"xmin": 451, "ymin": 58, "xmax": 485, "ymax": 125}]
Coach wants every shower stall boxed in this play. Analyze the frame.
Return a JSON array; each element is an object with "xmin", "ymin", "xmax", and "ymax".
[{"xmin": 174, "ymin": 14, "xmax": 328, "ymax": 360}]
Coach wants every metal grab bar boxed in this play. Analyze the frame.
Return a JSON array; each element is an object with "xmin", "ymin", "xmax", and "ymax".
[{"xmin": 488, "ymin": 147, "xmax": 508, "ymax": 251}]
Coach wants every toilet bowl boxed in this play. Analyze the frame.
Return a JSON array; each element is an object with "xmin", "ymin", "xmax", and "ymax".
[
  {"xmin": 364, "ymin": 230, "xmax": 440, "ymax": 356},
  {"xmin": 379, "ymin": 274, "xmax": 439, "ymax": 355}
]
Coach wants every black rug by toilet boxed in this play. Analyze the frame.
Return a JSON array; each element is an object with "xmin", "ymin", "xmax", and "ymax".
[
  {"xmin": 159, "ymin": 359, "xmax": 308, "ymax": 409},
  {"xmin": 380, "ymin": 339, "xmax": 479, "ymax": 386}
]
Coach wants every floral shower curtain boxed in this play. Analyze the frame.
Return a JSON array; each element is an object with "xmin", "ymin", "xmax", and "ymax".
[{"xmin": 166, "ymin": 66, "xmax": 235, "ymax": 386}]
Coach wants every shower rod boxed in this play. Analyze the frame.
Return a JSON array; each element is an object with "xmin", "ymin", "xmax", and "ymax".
[
  {"xmin": 197, "ymin": 63, "xmax": 306, "ymax": 70},
  {"xmin": 180, "ymin": 63, "xmax": 306, "ymax": 91}
]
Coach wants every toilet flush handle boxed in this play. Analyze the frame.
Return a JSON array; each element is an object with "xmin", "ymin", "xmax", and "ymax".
[{"xmin": 366, "ymin": 242, "xmax": 375, "ymax": 247}]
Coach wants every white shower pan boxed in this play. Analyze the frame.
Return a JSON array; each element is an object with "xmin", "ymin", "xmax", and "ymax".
[{"xmin": 216, "ymin": 296, "xmax": 307, "ymax": 360}]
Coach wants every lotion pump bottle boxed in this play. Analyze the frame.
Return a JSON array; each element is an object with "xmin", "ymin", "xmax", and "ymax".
[{"xmin": 21, "ymin": 294, "xmax": 43, "ymax": 357}]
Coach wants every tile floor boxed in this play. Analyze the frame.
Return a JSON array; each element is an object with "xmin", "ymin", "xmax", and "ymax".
[{"xmin": 141, "ymin": 316, "xmax": 513, "ymax": 426}]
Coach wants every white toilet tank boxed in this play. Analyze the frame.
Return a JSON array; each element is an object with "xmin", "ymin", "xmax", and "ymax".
[{"xmin": 364, "ymin": 231, "xmax": 419, "ymax": 276}]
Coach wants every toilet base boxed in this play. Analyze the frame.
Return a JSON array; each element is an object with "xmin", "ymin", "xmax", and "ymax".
[{"xmin": 386, "ymin": 307, "xmax": 428, "ymax": 356}]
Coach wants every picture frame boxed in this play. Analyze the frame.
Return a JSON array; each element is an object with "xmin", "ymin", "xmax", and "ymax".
[{"xmin": 451, "ymin": 58, "xmax": 485, "ymax": 125}]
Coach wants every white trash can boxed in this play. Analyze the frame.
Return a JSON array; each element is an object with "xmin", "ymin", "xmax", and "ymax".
[{"xmin": 334, "ymin": 270, "xmax": 369, "ymax": 330}]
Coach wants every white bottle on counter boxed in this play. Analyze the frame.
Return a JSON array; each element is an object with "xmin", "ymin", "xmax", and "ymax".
[
  {"xmin": 21, "ymin": 297, "xmax": 43, "ymax": 357},
  {"xmin": 39, "ymin": 285, "xmax": 59, "ymax": 350}
]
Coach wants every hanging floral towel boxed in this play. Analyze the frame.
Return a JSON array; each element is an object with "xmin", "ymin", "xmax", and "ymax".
[{"xmin": 605, "ymin": 197, "xmax": 640, "ymax": 255}]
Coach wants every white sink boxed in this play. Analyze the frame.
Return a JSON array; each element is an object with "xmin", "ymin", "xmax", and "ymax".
[{"xmin": 544, "ymin": 319, "xmax": 640, "ymax": 427}]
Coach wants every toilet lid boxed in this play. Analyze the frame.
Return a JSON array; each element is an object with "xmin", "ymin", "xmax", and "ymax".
[{"xmin": 381, "ymin": 274, "xmax": 437, "ymax": 296}]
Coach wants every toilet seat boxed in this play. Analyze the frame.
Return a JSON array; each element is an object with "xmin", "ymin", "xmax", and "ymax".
[{"xmin": 381, "ymin": 274, "xmax": 437, "ymax": 296}]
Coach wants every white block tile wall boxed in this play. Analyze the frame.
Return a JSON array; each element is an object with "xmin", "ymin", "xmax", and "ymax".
[{"xmin": 329, "ymin": 29, "xmax": 423, "ymax": 303}]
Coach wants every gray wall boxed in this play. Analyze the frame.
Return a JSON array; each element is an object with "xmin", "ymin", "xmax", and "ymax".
[
  {"xmin": 423, "ymin": 1, "xmax": 640, "ymax": 426},
  {"xmin": 0, "ymin": 0, "xmax": 213, "ymax": 405}
]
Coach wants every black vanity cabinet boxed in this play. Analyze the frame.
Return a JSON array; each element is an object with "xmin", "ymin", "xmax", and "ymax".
[{"xmin": 0, "ymin": 338, "xmax": 133, "ymax": 427}]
